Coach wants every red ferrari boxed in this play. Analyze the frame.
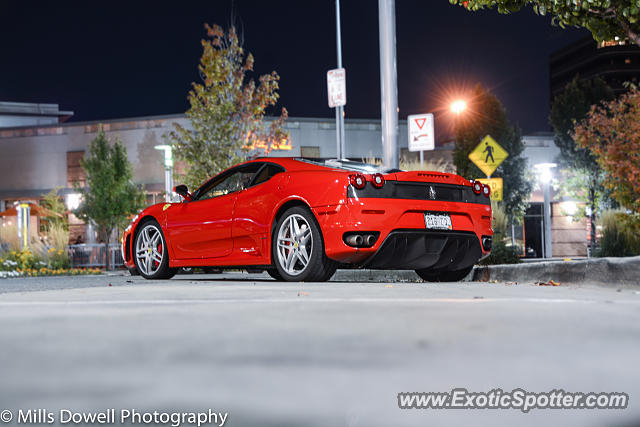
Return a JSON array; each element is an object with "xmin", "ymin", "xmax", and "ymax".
[{"xmin": 122, "ymin": 158, "xmax": 492, "ymax": 282}]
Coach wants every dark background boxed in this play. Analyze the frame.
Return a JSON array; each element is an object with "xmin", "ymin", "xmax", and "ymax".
[{"xmin": 0, "ymin": 1, "xmax": 588, "ymax": 134}]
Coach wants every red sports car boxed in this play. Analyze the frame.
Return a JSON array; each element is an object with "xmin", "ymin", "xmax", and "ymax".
[{"xmin": 122, "ymin": 158, "xmax": 493, "ymax": 282}]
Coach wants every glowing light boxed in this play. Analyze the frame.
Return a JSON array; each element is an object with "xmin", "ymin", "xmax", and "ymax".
[
  {"xmin": 450, "ymin": 100, "xmax": 467, "ymax": 115},
  {"xmin": 66, "ymin": 193, "xmax": 82, "ymax": 210},
  {"xmin": 562, "ymin": 201, "xmax": 578, "ymax": 216},
  {"xmin": 534, "ymin": 163, "xmax": 557, "ymax": 184}
]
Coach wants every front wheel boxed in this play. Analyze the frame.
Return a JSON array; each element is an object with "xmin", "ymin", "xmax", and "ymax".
[
  {"xmin": 415, "ymin": 266, "xmax": 474, "ymax": 282},
  {"xmin": 272, "ymin": 207, "xmax": 336, "ymax": 282},
  {"xmin": 134, "ymin": 220, "xmax": 177, "ymax": 280}
]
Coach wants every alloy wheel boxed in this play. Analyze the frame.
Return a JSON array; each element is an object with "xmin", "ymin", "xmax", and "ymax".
[
  {"xmin": 276, "ymin": 213, "xmax": 313, "ymax": 276},
  {"xmin": 135, "ymin": 224, "xmax": 164, "ymax": 276}
]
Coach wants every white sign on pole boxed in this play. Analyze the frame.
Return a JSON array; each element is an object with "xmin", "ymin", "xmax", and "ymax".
[
  {"xmin": 327, "ymin": 68, "xmax": 346, "ymax": 108},
  {"xmin": 408, "ymin": 113, "xmax": 435, "ymax": 152}
]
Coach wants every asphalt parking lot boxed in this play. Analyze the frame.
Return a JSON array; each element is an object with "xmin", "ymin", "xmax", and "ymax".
[{"xmin": 0, "ymin": 273, "xmax": 639, "ymax": 427}]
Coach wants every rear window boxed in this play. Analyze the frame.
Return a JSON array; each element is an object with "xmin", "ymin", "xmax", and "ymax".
[{"xmin": 295, "ymin": 158, "xmax": 399, "ymax": 173}]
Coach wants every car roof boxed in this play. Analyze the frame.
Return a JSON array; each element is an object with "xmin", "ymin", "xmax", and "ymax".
[{"xmin": 245, "ymin": 157, "xmax": 335, "ymax": 172}]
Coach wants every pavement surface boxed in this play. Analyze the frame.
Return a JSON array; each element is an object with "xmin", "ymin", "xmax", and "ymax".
[{"xmin": 1, "ymin": 272, "xmax": 640, "ymax": 427}]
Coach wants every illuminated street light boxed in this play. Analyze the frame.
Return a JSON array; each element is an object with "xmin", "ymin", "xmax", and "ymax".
[
  {"xmin": 534, "ymin": 163, "xmax": 557, "ymax": 259},
  {"xmin": 450, "ymin": 99, "xmax": 467, "ymax": 115}
]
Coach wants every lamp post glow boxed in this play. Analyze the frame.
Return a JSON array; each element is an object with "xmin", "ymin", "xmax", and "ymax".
[
  {"xmin": 450, "ymin": 99, "xmax": 467, "ymax": 115},
  {"xmin": 155, "ymin": 145, "xmax": 174, "ymax": 202},
  {"xmin": 535, "ymin": 163, "xmax": 556, "ymax": 259}
]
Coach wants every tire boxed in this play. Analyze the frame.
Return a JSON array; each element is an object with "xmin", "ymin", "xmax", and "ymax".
[
  {"xmin": 134, "ymin": 219, "xmax": 177, "ymax": 280},
  {"xmin": 266, "ymin": 268, "xmax": 283, "ymax": 281},
  {"xmin": 415, "ymin": 265, "xmax": 474, "ymax": 282},
  {"xmin": 127, "ymin": 267, "xmax": 139, "ymax": 276},
  {"xmin": 272, "ymin": 206, "xmax": 337, "ymax": 282}
]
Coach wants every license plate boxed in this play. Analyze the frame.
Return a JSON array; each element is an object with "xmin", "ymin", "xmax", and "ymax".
[{"xmin": 424, "ymin": 212, "xmax": 452, "ymax": 230}]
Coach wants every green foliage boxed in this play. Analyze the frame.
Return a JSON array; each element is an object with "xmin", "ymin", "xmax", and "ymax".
[
  {"xmin": 2, "ymin": 250, "xmax": 43, "ymax": 270},
  {"xmin": 453, "ymin": 84, "xmax": 533, "ymax": 222},
  {"xmin": 41, "ymin": 186, "xmax": 68, "ymax": 231},
  {"xmin": 74, "ymin": 127, "xmax": 146, "ymax": 268},
  {"xmin": 168, "ymin": 24, "xmax": 289, "ymax": 191},
  {"xmin": 450, "ymin": 0, "xmax": 640, "ymax": 47},
  {"xmin": 479, "ymin": 202, "xmax": 521, "ymax": 265},
  {"xmin": 596, "ymin": 210, "xmax": 640, "ymax": 256},
  {"xmin": 574, "ymin": 87, "xmax": 640, "ymax": 211},
  {"xmin": 550, "ymin": 76, "xmax": 615, "ymax": 245},
  {"xmin": 550, "ymin": 76, "xmax": 614, "ymax": 170},
  {"xmin": 45, "ymin": 247, "xmax": 70, "ymax": 270}
]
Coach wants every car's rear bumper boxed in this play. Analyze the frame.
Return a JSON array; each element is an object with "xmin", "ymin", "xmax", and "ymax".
[
  {"xmin": 313, "ymin": 197, "xmax": 492, "ymax": 269},
  {"xmin": 364, "ymin": 230, "xmax": 482, "ymax": 270}
]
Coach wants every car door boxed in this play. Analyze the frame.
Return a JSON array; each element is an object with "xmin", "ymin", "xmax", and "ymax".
[
  {"xmin": 166, "ymin": 164, "xmax": 262, "ymax": 260},
  {"xmin": 232, "ymin": 163, "xmax": 286, "ymax": 260}
]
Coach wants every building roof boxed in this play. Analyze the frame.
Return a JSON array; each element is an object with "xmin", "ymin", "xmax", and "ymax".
[{"xmin": 0, "ymin": 101, "xmax": 74, "ymax": 122}]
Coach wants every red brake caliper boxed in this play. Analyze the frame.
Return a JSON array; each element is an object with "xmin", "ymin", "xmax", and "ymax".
[{"xmin": 155, "ymin": 243, "xmax": 162, "ymax": 267}]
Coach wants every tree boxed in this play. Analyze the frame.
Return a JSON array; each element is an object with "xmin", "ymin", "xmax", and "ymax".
[
  {"xmin": 574, "ymin": 87, "xmax": 640, "ymax": 212},
  {"xmin": 450, "ymin": 0, "xmax": 640, "ymax": 47},
  {"xmin": 550, "ymin": 76, "xmax": 614, "ymax": 246},
  {"xmin": 41, "ymin": 186, "xmax": 68, "ymax": 231},
  {"xmin": 453, "ymin": 84, "xmax": 533, "ymax": 222},
  {"xmin": 168, "ymin": 24, "xmax": 289, "ymax": 191},
  {"xmin": 75, "ymin": 128, "xmax": 146, "ymax": 270}
]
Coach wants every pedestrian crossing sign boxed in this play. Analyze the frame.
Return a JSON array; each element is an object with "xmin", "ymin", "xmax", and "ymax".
[{"xmin": 468, "ymin": 135, "xmax": 508, "ymax": 177}]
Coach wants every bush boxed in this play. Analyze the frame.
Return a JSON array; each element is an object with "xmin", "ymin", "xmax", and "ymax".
[
  {"xmin": 596, "ymin": 210, "xmax": 640, "ymax": 257},
  {"xmin": 479, "ymin": 235, "xmax": 521, "ymax": 265},
  {"xmin": 479, "ymin": 202, "xmax": 521, "ymax": 265}
]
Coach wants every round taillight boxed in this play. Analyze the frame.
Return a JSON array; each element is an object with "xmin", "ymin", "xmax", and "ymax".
[
  {"xmin": 350, "ymin": 173, "xmax": 366, "ymax": 189},
  {"xmin": 371, "ymin": 173, "xmax": 385, "ymax": 188},
  {"xmin": 472, "ymin": 181, "xmax": 482, "ymax": 194},
  {"xmin": 482, "ymin": 184, "xmax": 491, "ymax": 197}
]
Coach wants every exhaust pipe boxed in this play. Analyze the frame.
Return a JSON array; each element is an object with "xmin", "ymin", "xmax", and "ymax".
[
  {"xmin": 364, "ymin": 234, "xmax": 377, "ymax": 247},
  {"xmin": 345, "ymin": 234, "xmax": 364, "ymax": 247}
]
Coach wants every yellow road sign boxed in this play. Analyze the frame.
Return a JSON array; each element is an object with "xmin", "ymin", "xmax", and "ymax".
[
  {"xmin": 476, "ymin": 177, "xmax": 503, "ymax": 201},
  {"xmin": 468, "ymin": 135, "xmax": 508, "ymax": 177}
]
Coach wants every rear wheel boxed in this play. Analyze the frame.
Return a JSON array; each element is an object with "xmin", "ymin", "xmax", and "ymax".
[
  {"xmin": 134, "ymin": 220, "xmax": 177, "ymax": 280},
  {"xmin": 415, "ymin": 266, "xmax": 474, "ymax": 282},
  {"xmin": 272, "ymin": 207, "xmax": 336, "ymax": 282},
  {"xmin": 266, "ymin": 268, "xmax": 283, "ymax": 281}
]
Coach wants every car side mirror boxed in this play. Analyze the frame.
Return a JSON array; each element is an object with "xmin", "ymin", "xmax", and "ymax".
[{"xmin": 173, "ymin": 185, "xmax": 192, "ymax": 202}]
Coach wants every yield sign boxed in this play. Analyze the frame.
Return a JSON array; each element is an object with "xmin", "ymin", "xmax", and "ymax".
[{"xmin": 407, "ymin": 113, "xmax": 434, "ymax": 152}]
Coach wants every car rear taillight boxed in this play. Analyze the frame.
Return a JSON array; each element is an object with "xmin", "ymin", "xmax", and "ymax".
[
  {"xmin": 472, "ymin": 181, "xmax": 482, "ymax": 194},
  {"xmin": 350, "ymin": 173, "xmax": 366, "ymax": 189},
  {"xmin": 482, "ymin": 184, "xmax": 491, "ymax": 197},
  {"xmin": 371, "ymin": 173, "xmax": 385, "ymax": 188}
]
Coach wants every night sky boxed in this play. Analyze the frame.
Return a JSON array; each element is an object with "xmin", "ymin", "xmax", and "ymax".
[{"xmin": 0, "ymin": 1, "xmax": 589, "ymax": 135}]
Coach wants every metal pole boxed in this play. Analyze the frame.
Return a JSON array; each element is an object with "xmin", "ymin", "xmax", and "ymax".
[
  {"xmin": 164, "ymin": 168, "xmax": 173, "ymax": 203},
  {"xmin": 543, "ymin": 180, "xmax": 552, "ymax": 258},
  {"xmin": 335, "ymin": 0, "xmax": 345, "ymax": 159},
  {"xmin": 378, "ymin": 0, "xmax": 399, "ymax": 169},
  {"xmin": 419, "ymin": 150, "xmax": 424, "ymax": 167}
]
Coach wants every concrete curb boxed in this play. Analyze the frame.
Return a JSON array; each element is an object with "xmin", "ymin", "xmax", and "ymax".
[{"xmin": 471, "ymin": 256, "xmax": 640, "ymax": 286}]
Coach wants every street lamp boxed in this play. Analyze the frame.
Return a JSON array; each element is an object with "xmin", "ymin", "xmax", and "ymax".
[
  {"xmin": 154, "ymin": 145, "xmax": 174, "ymax": 203},
  {"xmin": 534, "ymin": 163, "xmax": 556, "ymax": 259},
  {"xmin": 450, "ymin": 99, "xmax": 467, "ymax": 115}
]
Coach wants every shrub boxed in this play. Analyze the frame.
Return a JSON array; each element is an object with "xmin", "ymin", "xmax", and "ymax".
[
  {"xmin": 597, "ymin": 210, "xmax": 640, "ymax": 257},
  {"xmin": 479, "ymin": 202, "xmax": 521, "ymax": 265},
  {"xmin": 0, "ymin": 223, "xmax": 20, "ymax": 253}
]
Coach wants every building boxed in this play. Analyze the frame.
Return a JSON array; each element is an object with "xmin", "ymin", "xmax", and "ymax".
[
  {"xmin": 520, "ymin": 134, "xmax": 588, "ymax": 258},
  {"xmin": 550, "ymin": 36, "xmax": 640, "ymax": 99},
  {"xmin": 0, "ymin": 101, "xmax": 73, "ymax": 128}
]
